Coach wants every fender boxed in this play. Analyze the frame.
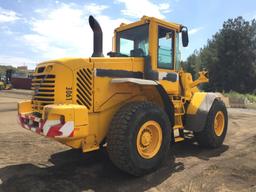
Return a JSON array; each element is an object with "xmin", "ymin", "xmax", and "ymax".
[
  {"xmin": 111, "ymin": 78, "xmax": 175, "ymax": 127},
  {"xmin": 185, "ymin": 92, "xmax": 222, "ymax": 132},
  {"xmin": 111, "ymin": 78, "xmax": 157, "ymax": 85}
]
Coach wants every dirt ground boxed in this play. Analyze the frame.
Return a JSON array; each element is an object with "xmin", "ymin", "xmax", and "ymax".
[{"xmin": 0, "ymin": 90, "xmax": 255, "ymax": 192}]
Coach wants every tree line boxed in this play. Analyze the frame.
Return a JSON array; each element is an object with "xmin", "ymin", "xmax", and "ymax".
[{"xmin": 182, "ymin": 16, "xmax": 256, "ymax": 94}]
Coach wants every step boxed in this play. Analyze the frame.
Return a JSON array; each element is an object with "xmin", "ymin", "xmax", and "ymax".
[
  {"xmin": 173, "ymin": 125, "xmax": 183, "ymax": 129},
  {"xmin": 175, "ymin": 136, "xmax": 184, "ymax": 142}
]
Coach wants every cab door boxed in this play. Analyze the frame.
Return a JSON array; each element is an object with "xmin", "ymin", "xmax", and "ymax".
[{"xmin": 154, "ymin": 24, "xmax": 180, "ymax": 95}]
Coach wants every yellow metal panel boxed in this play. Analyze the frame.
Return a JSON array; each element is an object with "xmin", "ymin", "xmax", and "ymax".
[
  {"xmin": 132, "ymin": 58, "xmax": 144, "ymax": 72},
  {"xmin": 159, "ymin": 80, "xmax": 180, "ymax": 95},
  {"xmin": 92, "ymin": 58, "xmax": 144, "ymax": 72},
  {"xmin": 112, "ymin": 35, "xmax": 116, "ymax": 52},
  {"xmin": 115, "ymin": 19, "xmax": 149, "ymax": 32},
  {"xmin": 93, "ymin": 58, "xmax": 133, "ymax": 71},
  {"xmin": 115, "ymin": 16, "xmax": 181, "ymax": 33},
  {"xmin": 149, "ymin": 19, "xmax": 158, "ymax": 71},
  {"xmin": 18, "ymin": 100, "xmax": 32, "ymax": 114},
  {"xmin": 94, "ymin": 77, "xmax": 142, "ymax": 111},
  {"xmin": 73, "ymin": 106, "xmax": 88, "ymax": 126},
  {"xmin": 180, "ymin": 72, "xmax": 194, "ymax": 100},
  {"xmin": 186, "ymin": 92, "xmax": 207, "ymax": 115},
  {"xmin": 151, "ymin": 17, "xmax": 181, "ymax": 32}
]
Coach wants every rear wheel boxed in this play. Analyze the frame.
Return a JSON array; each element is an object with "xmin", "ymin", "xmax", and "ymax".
[
  {"xmin": 107, "ymin": 101, "xmax": 171, "ymax": 176},
  {"xmin": 194, "ymin": 99, "xmax": 228, "ymax": 148}
]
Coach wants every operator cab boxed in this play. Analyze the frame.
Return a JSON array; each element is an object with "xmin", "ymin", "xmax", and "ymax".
[
  {"xmin": 110, "ymin": 16, "xmax": 188, "ymax": 73},
  {"xmin": 108, "ymin": 16, "xmax": 189, "ymax": 96}
]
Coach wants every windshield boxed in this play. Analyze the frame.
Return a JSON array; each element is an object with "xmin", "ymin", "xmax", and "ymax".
[{"xmin": 116, "ymin": 24, "xmax": 149, "ymax": 57}]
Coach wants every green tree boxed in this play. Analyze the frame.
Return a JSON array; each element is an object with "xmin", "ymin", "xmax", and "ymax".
[
  {"xmin": 182, "ymin": 50, "xmax": 201, "ymax": 78},
  {"xmin": 185, "ymin": 16, "xmax": 256, "ymax": 93}
]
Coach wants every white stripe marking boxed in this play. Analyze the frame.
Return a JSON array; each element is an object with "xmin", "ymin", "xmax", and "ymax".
[
  {"xmin": 58, "ymin": 121, "xmax": 74, "ymax": 137},
  {"xmin": 42, "ymin": 120, "xmax": 61, "ymax": 136}
]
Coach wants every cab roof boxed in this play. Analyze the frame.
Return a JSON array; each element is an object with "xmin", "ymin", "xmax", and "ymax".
[{"xmin": 115, "ymin": 16, "xmax": 182, "ymax": 33}]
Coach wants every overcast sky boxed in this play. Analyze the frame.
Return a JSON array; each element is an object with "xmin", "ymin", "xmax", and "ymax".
[{"xmin": 0, "ymin": 0, "xmax": 256, "ymax": 69}]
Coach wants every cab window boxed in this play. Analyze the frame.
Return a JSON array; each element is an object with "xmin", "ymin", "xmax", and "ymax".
[
  {"xmin": 157, "ymin": 26, "xmax": 174, "ymax": 69},
  {"xmin": 116, "ymin": 24, "xmax": 149, "ymax": 57}
]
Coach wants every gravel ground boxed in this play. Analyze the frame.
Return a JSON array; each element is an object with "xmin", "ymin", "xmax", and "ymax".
[{"xmin": 0, "ymin": 91, "xmax": 255, "ymax": 192}]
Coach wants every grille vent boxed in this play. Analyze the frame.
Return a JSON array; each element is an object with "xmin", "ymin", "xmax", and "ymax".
[
  {"xmin": 31, "ymin": 74, "xmax": 55, "ymax": 112},
  {"xmin": 76, "ymin": 68, "xmax": 93, "ymax": 110}
]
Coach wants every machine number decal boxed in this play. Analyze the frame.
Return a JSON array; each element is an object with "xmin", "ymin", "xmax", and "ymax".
[{"xmin": 66, "ymin": 87, "xmax": 72, "ymax": 100}]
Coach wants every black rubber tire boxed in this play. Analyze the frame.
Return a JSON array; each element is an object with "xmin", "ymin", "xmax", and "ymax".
[
  {"xmin": 194, "ymin": 99, "xmax": 228, "ymax": 148},
  {"xmin": 107, "ymin": 101, "xmax": 171, "ymax": 176}
]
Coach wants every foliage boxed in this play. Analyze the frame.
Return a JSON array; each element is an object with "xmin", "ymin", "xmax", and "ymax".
[
  {"xmin": 224, "ymin": 91, "xmax": 256, "ymax": 103},
  {"xmin": 184, "ymin": 16, "xmax": 256, "ymax": 94}
]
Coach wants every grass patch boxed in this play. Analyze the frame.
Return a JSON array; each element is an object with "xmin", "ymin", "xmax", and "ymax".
[{"xmin": 224, "ymin": 91, "xmax": 256, "ymax": 103}]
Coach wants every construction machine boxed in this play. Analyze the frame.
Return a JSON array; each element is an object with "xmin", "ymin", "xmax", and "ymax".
[
  {"xmin": 18, "ymin": 15, "xmax": 228, "ymax": 176},
  {"xmin": 0, "ymin": 69, "xmax": 13, "ymax": 90}
]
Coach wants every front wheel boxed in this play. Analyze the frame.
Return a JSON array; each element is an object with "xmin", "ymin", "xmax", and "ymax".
[
  {"xmin": 107, "ymin": 101, "xmax": 171, "ymax": 176},
  {"xmin": 194, "ymin": 99, "xmax": 228, "ymax": 148}
]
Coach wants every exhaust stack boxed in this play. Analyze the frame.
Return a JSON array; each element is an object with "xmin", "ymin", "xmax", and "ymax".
[{"xmin": 89, "ymin": 15, "xmax": 104, "ymax": 57}]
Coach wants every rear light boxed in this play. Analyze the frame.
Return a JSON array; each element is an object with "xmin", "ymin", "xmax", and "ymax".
[{"xmin": 60, "ymin": 115, "xmax": 65, "ymax": 125}]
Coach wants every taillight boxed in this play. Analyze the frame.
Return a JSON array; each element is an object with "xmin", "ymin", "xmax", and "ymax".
[{"xmin": 60, "ymin": 115, "xmax": 65, "ymax": 125}]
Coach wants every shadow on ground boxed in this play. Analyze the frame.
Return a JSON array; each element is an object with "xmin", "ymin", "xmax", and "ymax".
[
  {"xmin": 173, "ymin": 137, "xmax": 229, "ymax": 161},
  {"xmin": 0, "ymin": 138, "xmax": 229, "ymax": 192}
]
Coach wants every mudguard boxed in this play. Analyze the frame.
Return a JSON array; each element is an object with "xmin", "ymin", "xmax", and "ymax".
[
  {"xmin": 111, "ymin": 78, "xmax": 175, "ymax": 127},
  {"xmin": 111, "ymin": 78, "xmax": 157, "ymax": 85},
  {"xmin": 185, "ymin": 92, "xmax": 222, "ymax": 132}
]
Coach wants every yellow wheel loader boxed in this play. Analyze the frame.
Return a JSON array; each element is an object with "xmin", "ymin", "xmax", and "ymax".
[{"xmin": 18, "ymin": 15, "xmax": 228, "ymax": 176}]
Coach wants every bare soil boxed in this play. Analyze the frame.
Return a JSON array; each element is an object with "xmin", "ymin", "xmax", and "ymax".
[{"xmin": 0, "ymin": 91, "xmax": 255, "ymax": 192}]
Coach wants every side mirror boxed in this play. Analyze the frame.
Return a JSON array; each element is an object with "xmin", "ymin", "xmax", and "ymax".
[{"xmin": 181, "ymin": 26, "xmax": 189, "ymax": 47}]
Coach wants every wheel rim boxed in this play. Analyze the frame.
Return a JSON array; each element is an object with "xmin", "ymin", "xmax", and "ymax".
[
  {"xmin": 214, "ymin": 111, "xmax": 225, "ymax": 136},
  {"xmin": 136, "ymin": 120, "xmax": 162, "ymax": 159}
]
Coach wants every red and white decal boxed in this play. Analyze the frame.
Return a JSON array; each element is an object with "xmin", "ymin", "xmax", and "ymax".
[{"xmin": 18, "ymin": 114, "xmax": 74, "ymax": 138}]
